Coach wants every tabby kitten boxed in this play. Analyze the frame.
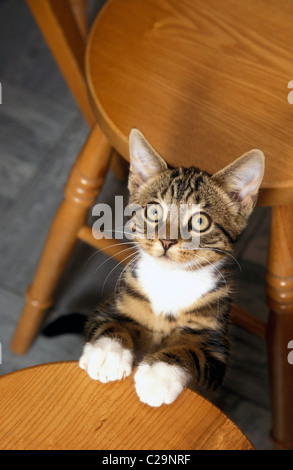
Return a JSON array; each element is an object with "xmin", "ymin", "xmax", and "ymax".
[{"xmin": 79, "ymin": 129, "xmax": 265, "ymax": 407}]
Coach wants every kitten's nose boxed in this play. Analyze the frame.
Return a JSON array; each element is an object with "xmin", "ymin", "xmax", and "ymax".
[{"xmin": 160, "ymin": 239, "xmax": 178, "ymax": 252}]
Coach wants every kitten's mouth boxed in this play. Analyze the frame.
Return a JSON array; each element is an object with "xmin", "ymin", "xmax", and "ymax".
[
  {"xmin": 158, "ymin": 252, "xmax": 176, "ymax": 263},
  {"xmin": 150, "ymin": 250, "xmax": 171, "ymax": 262}
]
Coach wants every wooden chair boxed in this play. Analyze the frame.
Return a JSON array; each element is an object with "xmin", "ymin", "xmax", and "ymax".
[
  {"xmin": 11, "ymin": 0, "xmax": 293, "ymax": 449},
  {"xmin": 0, "ymin": 362, "xmax": 254, "ymax": 450}
]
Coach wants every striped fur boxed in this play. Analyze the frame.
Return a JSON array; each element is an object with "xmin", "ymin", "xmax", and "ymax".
[{"xmin": 80, "ymin": 129, "xmax": 264, "ymax": 406}]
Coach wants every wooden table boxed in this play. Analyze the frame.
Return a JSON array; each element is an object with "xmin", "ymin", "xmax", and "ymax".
[{"xmin": 0, "ymin": 361, "xmax": 253, "ymax": 450}]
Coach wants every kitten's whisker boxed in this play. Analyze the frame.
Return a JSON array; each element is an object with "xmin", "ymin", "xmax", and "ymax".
[
  {"xmin": 114, "ymin": 253, "xmax": 141, "ymax": 297},
  {"xmin": 93, "ymin": 245, "xmax": 138, "ymax": 275},
  {"xmin": 199, "ymin": 247, "xmax": 242, "ymax": 272},
  {"xmin": 101, "ymin": 250, "xmax": 140, "ymax": 295},
  {"xmin": 85, "ymin": 240, "xmax": 138, "ymax": 268},
  {"xmin": 193, "ymin": 252, "xmax": 228, "ymax": 289}
]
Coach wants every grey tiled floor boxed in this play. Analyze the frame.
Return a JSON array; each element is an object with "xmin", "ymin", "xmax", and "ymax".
[{"xmin": 0, "ymin": 0, "xmax": 275, "ymax": 450}]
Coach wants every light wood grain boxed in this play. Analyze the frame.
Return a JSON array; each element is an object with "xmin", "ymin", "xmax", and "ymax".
[
  {"xmin": 0, "ymin": 361, "xmax": 253, "ymax": 450},
  {"xmin": 87, "ymin": 0, "xmax": 293, "ymax": 206}
]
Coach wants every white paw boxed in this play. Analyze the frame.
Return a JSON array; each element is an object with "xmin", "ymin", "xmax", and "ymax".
[
  {"xmin": 79, "ymin": 337, "xmax": 133, "ymax": 383},
  {"xmin": 134, "ymin": 361, "xmax": 188, "ymax": 407}
]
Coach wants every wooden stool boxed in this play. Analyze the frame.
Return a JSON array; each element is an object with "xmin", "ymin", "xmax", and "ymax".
[
  {"xmin": 11, "ymin": 0, "xmax": 293, "ymax": 449},
  {"xmin": 0, "ymin": 362, "xmax": 253, "ymax": 450}
]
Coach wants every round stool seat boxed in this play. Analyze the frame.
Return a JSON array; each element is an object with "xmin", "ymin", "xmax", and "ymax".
[
  {"xmin": 86, "ymin": 0, "xmax": 293, "ymax": 206},
  {"xmin": 0, "ymin": 362, "xmax": 253, "ymax": 450}
]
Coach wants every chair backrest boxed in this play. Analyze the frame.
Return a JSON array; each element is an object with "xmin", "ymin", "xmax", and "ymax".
[{"xmin": 26, "ymin": 0, "xmax": 95, "ymax": 125}]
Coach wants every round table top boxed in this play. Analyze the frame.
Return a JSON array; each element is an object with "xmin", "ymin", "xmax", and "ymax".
[
  {"xmin": 86, "ymin": 0, "xmax": 293, "ymax": 206},
  {"xmin": 0, "ymin": 361, "xmax": 253, "ymax": 450}
]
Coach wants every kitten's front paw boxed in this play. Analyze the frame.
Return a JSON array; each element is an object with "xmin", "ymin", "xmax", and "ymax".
[
  {"xmin": 134, "ymin": 361, "xmax": 188, "ymax": 407},
  {"xmin": 79, "ymin": 337, "xmax": 133, "ymax": 383}
]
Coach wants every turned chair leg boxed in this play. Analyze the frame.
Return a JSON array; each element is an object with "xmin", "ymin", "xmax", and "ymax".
[
  {"xmin": 10, "ymin": 125, "xmax": 112, "ymax": 354},
  {"xmin": 266, "ymin": 205, "xmax": 293, "ymax": 449}
]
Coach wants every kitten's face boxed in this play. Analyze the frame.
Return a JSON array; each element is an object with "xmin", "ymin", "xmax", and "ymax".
[
  {"xmin": 128, "ymin": 129, "xmax": 265, "ymax": 269},
  {"xmin": 129, "ymin": 167, "xmax": 234, "ymax": 268}
]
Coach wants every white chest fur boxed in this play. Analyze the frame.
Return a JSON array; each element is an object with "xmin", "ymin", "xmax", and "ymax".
[{"xmin": 136, "ymin": 253, "xmax": 217, "ymax": 316}]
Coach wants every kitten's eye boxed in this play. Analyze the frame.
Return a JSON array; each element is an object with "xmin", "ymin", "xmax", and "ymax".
[
  {"xmin": 189, "ymin": 212, "xmax": 212, "ymax": 233},
  {"xmin": 145, "ymin": 203, "xmax": 164, "ymax": 224}
]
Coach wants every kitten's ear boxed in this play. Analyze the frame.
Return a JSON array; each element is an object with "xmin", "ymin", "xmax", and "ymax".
[
  {"xmin": 128, "ymin": 129, "xmax": 168, "ymax": 192},
  {"xmin": 212, "ymin": 149, "xmax": 265, "ymax": 213}
]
